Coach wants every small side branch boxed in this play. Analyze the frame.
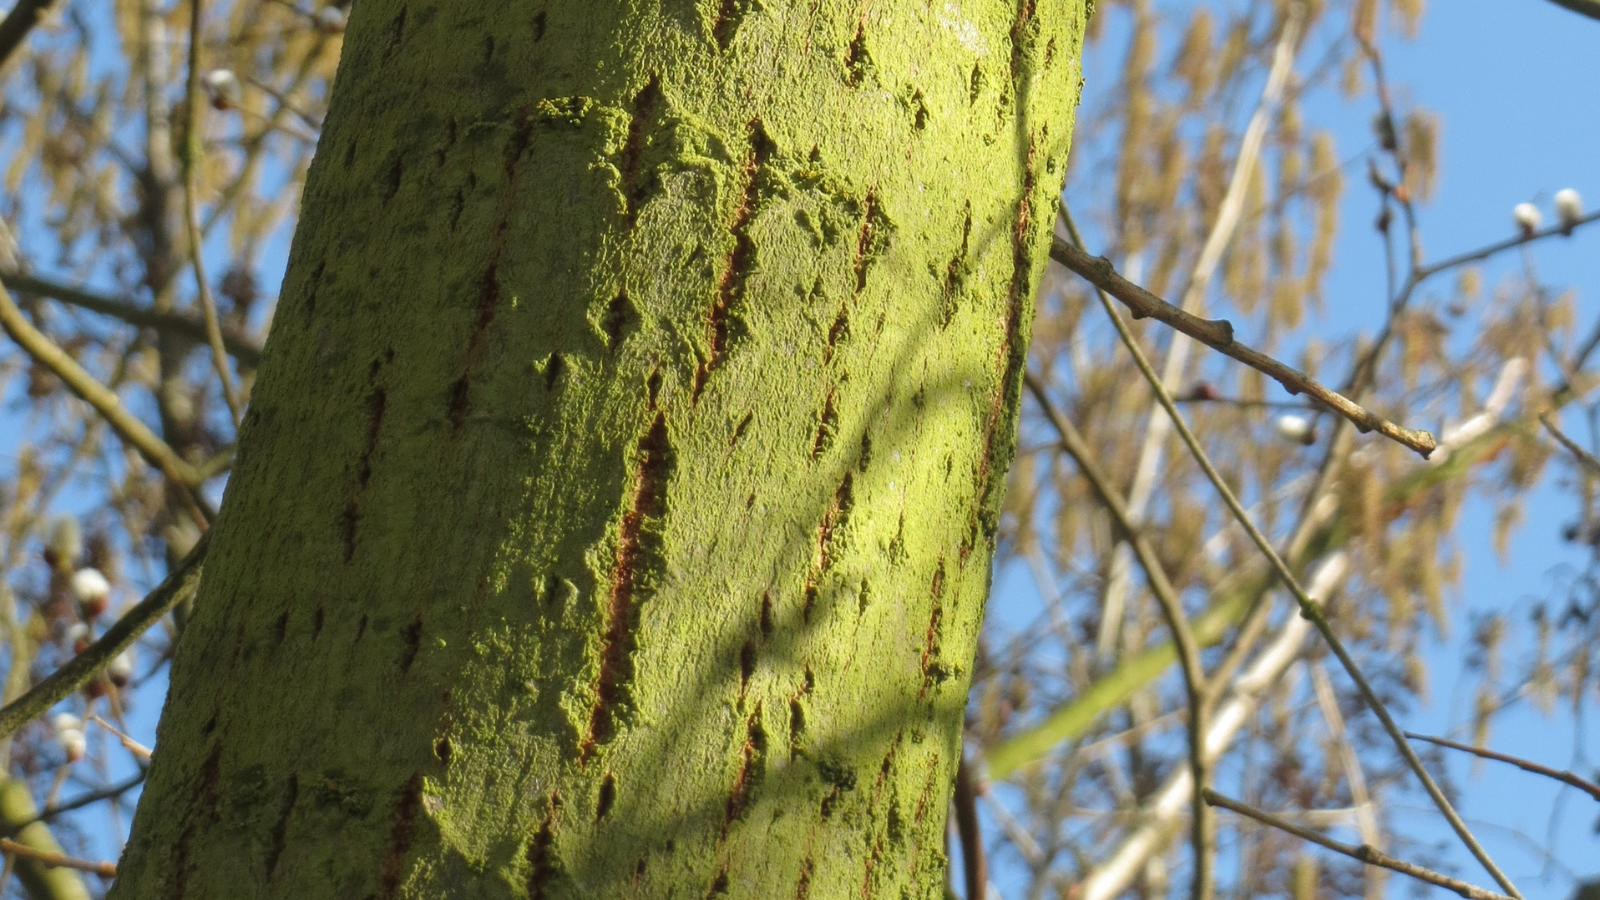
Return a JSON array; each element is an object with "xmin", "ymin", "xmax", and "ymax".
[
  {"xmin": 1405, "ymin": 732, "xmax": 1600, "ymax": 803},
  {"xmin": 0, "ymin": 840, "xmax": 114, "ymax": 879},
  {"xmin": 0, "ymin": 271, "xmax": 263, "ymax": 366},
  {"xmin": 0, "ymin": 0, "xmax": 59, "ymax": 69},
  {"xmin": 1050, "ymin": 238, "xmax": 1436, "ymax": 458},
  {"xmin": 1202, "ymin": 790, "xmax": 1512, "ymax": 900},
  {"xmin": 1539, "ymin": 413, "xmax": 1600, "ymax": 476},
  {"xmin": 0, "ymin": 281, "xmax": 205, "ymax": 487},
  {"xmin": 0, "ymin": 533, "xmax": 208, "ymax": 742}
]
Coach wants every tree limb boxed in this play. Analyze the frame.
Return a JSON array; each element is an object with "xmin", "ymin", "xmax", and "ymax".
[
  {"xmin": 0, "ymin": 280, "xmax": 206, "ymax": 487},
  {"xmin": 0, "ymin": 270, "xmax": 264, "ymax": 366},
  {"xmin": 0, "ymin": 0, "xmax": 60, "ymax": 70},
  {"xmin": 1202, "ymin": 789, "xmax": 1513, "ymax": 900},
  {"xmin": 0, "ymin": 533, "xmax": 207, "ymax": 743},
  {"xmin": 1051, "ymin": 238, "xmax": 1437, "ymax": 458},
  {"xmin": 1404, "ymin": 732, "xmax": 1600, "ymax": 803}
]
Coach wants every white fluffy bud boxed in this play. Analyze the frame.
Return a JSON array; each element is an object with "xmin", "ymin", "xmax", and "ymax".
[
  {"xmin": 46, "ymin": 516, "xmax": 82, "ymax": 567},
  {"xmin": 204, "ymin": 68, "xmax": 242, "ymax": 110},
  {"xmin": 70, "ymin": 568, "xmax": 110, "ymax": 605},
  {"xmin": 108, "ymin": 649, "xmax": 135, "ymax": 686},
  {"xmin": 60, "ymin": 728, "xmax": 86, "ymax": 763},
  {"xmin": 52, "ymin": 712, "xmax": 81, "ymax": 735},
  {"xmin": 1513, "ymin": 202, "xmax": 1542, "ymax": 235},
  {"xmin": 1555, "ymin": 189, "xmax": 1583, "ymax": 229},
  {"xmin": 1275, "ymin": 414, "xmax": 1316, "ymax": 445}
]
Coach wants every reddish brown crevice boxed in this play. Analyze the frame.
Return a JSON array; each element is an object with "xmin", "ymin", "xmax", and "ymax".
[
  {"xmin": 722, "ymin": 704, "xmax": 766, "ymax": 833},
  {"xmin": 918, "ymin": 603, "xmax": 945, "ymax": 700},
  {"xmin": 712, "ymin": 0, "xmax": 745, "ymax": 50},
  {"xmin": 844, "ymin": 23, "xmax": 869, "ymax": 86},
  {"xmin": 377, "ymin": 774, "xmax": 424, "ymax": 900},
  {"xmin": 532, "ymin": 9, "xmax": 547, "ymax": 40},
  {"xmin": 582, "ymin": 414, "xmax": 672, "ymax": 760},
  {"xmin": 449, "ymin": 216, "xmax": 511, "ymax": 431},
  {"xmin": 265, "ymin": 773, "xmax": 299, "ymax": 878},
  {"xmin": 794, "ymin": 857, "xmax": 813, "ymax": 900},
  {"xmin": 272, "ymin": 611, "xmax": 289, "ymax": 648},
  {"xmin": 312, "ymin": 606, "xmax": 325, "ymax": 640},
  {"xmin": 758, "ymin": 590, "xmax": 774, "ymax": 636},
  {"xmin": 800, "ymin": 473, "xmax": 854, "ymax": 622},
  {"xmin": 731, "ymin": 411, "xmax": 753, "ymax": 446},
  {"xmin": 823, "ymin": 304, "xmax": 848, "ymax": 364},
  {"xmin": 850, "ymin": 192, "xmax": 878, "ymax": 295},
  {"xmin": 1008, "ymin": 0, "xmax": 1037, "ymax": 91},
  {"xmin": 738, "ymin": 639, "xmax": 757, "ymax": 693},
  {"xmin": 941, "ymin": 203, "xmax": 974, "ymax": 327},
  {"xmin": 810, "ymin": 389, "xmax": 839, "ymax": 458},
  {"xmin": 707, "ymin": 867, "xmax": 731, "ymax": 896},
  {"xmin": 964, "ymin": 134, "xmax": 1038, "ymax": 567},
  {"xmin": 619, "ymin": 78, "xmax": 662, "ymax": 226},
  {"xmin": 526, "ymin": 791, "xmax": 563, "ymax": 899},
  {"xmin": 694, "ymin": 121, "xmax": 774, "ymax": 399},
  {"xmin": 788, "ymin": 666, "xmax": 814, "ymax": 757}
]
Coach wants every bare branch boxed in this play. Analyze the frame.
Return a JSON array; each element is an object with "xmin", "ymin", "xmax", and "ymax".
[
  {"xmin": 0, "ymin": 533, "xmax": 207, "ymax": 743},
  {"xmin": 953, "ymin": 756, "xmax": 987, "ymax": 900},
  {"xmin": 1203, "ymin": 790, "xmax": 1513, "ymax": 900},
  {"xmin": 0, "ymin": 270, "xmax": 263, "ymax": 365},
  {"xmin": 184, "ymin": 0, "xmax": 243, "ymax": 427},
  {"xmin": 1537, "ymin": 0, "xmax": 1600, "ymax": 22},
  {"xmin": 1539, "ymin": 412, "xmax": 1600, "ymax": 476},
  {"xmin": 1404, "ymin": 732, "xmax": 1600, "ymax": 803},
  {"xmin": 1052, "ymin": 238, "xmax": 1437, "ymax": 457},
  {"xmin": 0, "ymin": 280, "xmax": 206, "ymax": 487},
  {"xmin": 0, "ymin": 841, "xmax": 114, "ymax": 880},
  {"xmin": 1087, "ymin": 244, "xmax": 1520, "ymax": 898},
  {"xmin": 0, "ymin": 0, "xmax": 60, "ymax": 70}
]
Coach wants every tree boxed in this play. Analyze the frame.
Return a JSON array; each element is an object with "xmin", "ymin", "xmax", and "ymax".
[{"xmin": 98, "ymin": 0, "xmax": 1089, "ymax": 895}]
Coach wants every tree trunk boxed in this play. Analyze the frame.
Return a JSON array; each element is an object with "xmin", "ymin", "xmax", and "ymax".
[{"xmin": 110, "ymin": 0, "xmax": 1084, "ymax": 895}]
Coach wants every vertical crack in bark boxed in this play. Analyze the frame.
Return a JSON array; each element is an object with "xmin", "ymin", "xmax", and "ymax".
[
  {"xmin": 1008, "ymin": 0, "xmax": 1037, "ymax": 93},
  {"xmin": 377, "ymin": 773, "xmax": 424, "ymax": 900},
  {"xmin": 619, "ymin": 78, "xmax": 662, "ymax": 227},
  {"xmin": 850, "ymin": 192, "xmax": 880, "ymax": 296},
  {"xmin": 811, "ymin": 389, "xmax": 839, "ymax": 458},
  {"xmin": 722, "ymin": 703, "xmax": 766, "ymax": 833},
  {"xmin": 265, "ymin": 773, "xmax": 299, "ymax": 878},
  {"xmin": 171, "ymin": 742, "xmax": 223, "ymax": 900},
  {"xmin": 582, "ymin": 413, "xmax": 671, "ymax": 760},
  {"xmin": 343, "ymin": 353, "xmax": 392, "ymax": 562},
  {"xmin": 525, "ymin": 791, "xmax": 563, "ymax": 899},
  {"xmin": 940, "ymin": 203, "xmax": 973, "ymax": 327},
  {"xmin": 694, "ymin": 121, "xmax": 773, "ymax": 399},
  {"xmin": 801, "ymin": 473, "xmax": 854, "ymax": 622},
  {"xmin": 712, "ymin": 0, "xmax": 746, "ymax": 50},
  {"xmin": 964, "ymin": 133, "xmax": 1037, "ymax": 566}
]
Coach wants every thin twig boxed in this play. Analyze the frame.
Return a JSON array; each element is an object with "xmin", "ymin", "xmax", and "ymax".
[
  {"xmin": 87, "ymin": 716, "xmax": 152, "ymax": 762},
  {"xmin": 1091, "ymin": 3, "xmax": 1306, "ymax": 665},
  {"xmin": 0, "ymin": 840, "xmax": 114, "ymax": 879},
  {"xmin": 0, "ymin": 533, "xmax": 207, "ymax": 742},
  {"xmin": 1404, "ymin": 732, "xmax": 1600, "ymax": 803},
  {"xmin": 0, "ymin": 0, "xmax": 59, "ymax": 69},
  {"xmin": 0, "ymin": 270, "xmax": 264, "ymax": 365},
  {"xmin": 1202, "ymin": 790, "xmax": 1512, "ymax": 900},
  {"xmin": 1053, "ymin": 238, "xmax": 1437, "ymax": 457},
  {"xmin": 1023, "ymin": 372, "xmax": 1214, "ymax": 896},
  {"xmin": 21, "ymin": 773, "xmax": 146, "ymax": 828},
  {"xmin": 1539, "ymin": 413, "xmax": 1600, "ymax": 476},
  {"xmin": 0, "ymin": 279, "xmax": 206, "ymax": 488},
  {"xmin": 953, "ymin": 756, "xmax": 987, "ymax": 900},
  {"xmin": 1085, "ymin": 245, "xmax": 1522, "ymax": 899},
  {"xmin": 183, "ymin": 0, "xmax": 243, "ymax": 427}
]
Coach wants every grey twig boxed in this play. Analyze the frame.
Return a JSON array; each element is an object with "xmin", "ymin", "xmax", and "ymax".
[
  {"xmin": 1203, "ymin": 789, "xmax": 1514, "ymax": 900},
  {"xmin": 1539, "ymin": 413, "xmax": 1600, "ymax": 476},
  {"xmin": 1405, "ymin": 732, "xmax": 1600, "ymax": 803},
  {"xmin": 1051, "ymin": 239, "xmax": 1437, "ymax": 458},
  {"xmin": 0, "ymin": 534, "xmax": 207, "ymax": 743}
]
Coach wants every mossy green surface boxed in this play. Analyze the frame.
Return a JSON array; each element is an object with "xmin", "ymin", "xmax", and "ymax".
[{"xmin": 111, "ymin": 0, "xmax": 1084, "ymax": 895}]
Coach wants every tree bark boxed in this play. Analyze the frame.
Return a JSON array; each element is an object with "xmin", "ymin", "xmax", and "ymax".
[{"xmin": 110, "ymin": 0, "xmax": 1084, "ymax": 895}]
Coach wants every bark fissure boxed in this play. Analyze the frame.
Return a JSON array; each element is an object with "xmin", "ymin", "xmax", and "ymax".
[{"xmin": 583, "ymin": 413, "xmax": 671, "ymax": 759}]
